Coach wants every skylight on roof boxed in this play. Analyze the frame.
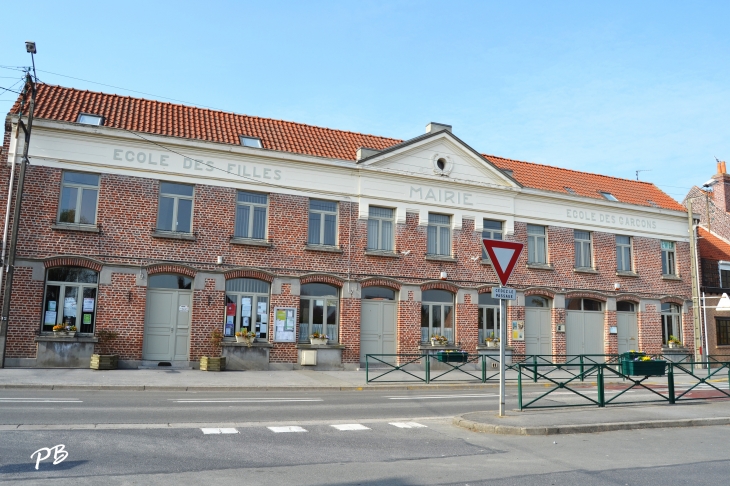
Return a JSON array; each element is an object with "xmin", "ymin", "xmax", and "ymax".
[
  {"xmin": 565, "ymin": 187, "xmax": 577, "ymax": 195},
  {"xmin": 599, "ymin": 191, "xmax": 618, "ymax": 202},
  {"xmin": 77, "ymin": 114, "xmax": 103, "ymax": 126},
  {"xmin": 240, "ymin": 136, "xmax": 262, "ymax": 148}
]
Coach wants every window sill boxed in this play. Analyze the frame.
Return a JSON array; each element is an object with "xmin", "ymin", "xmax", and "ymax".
[
  {"xmin": 480, "ymin": 259, "xmax": 492, "ymax": 266},
  {"xmin": 574, "ymin": 267, "xmax": 599, "ymax": 274},
  {"xmin": 418, "ymin": 344, "xmax": 458, "ymax": 350},
  {"xmin": 662, "ymin": 274, "xmax": 681, "ymax": 281},
  {"xmin": 35, "ymin": 334, "xmax": 98, "ymax": 343},
  {"xmin": 152, "ymin": 230, "xmax": 196, "ymax": 241},
  {"xmin": 230, "ymin": 237, "xmax": 272, "ymax": 247},
  {"xmin": 51, "ymin": 223, "xmax": 100, "ymax": 233},
  {"xmin": 616, "ymin": 271, "xmax": 639, "ymax": 278},
  {"xmin": 304, "ymin": 244, "xmax": 343, "ymax": 253},
  {"xmin": 221, "ymin": 340, "xmax": 273, "ymax": 348},
  {"xmin": 296, "ymin": 343, "xmax": 345, "ymax": 349},
  {"xmin": 526, "ymin": 263, "xmax": 554, "ymax": 271},
  {"xmin": 425, "ymin": 254, "xmax": 457, "ymax": 262},
  {"xmin": 364, "ymin": 250, "xmax": 400, "ymax": 258}
]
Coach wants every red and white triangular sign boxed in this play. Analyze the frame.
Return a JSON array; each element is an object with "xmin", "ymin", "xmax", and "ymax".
[{"xmin": 482, "ymin": 239, "xmax": 524, "ymax": 287}]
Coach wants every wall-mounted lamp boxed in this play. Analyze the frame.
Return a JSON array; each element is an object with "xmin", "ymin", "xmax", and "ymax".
[
  {"xmin": 440, "ymin": 271, "xmax": 447, "ymax": 280},
  {"xmin": 613, "ymin": 283, "xmax": 621, "ymax": 291},
  {"xmin": 470, "ymin": 256, "xmax": 480, "ymax": 261},
  {"xmin": 400, "ymin": 250, "xmax": 411, "ymax": 256},
  {"xmin": 216, "ymin": 256, "xmax": 223, "ymax": 265}
]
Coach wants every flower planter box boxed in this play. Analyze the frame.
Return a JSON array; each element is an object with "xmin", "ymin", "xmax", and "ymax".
[
  {"xmin": 485, "ymin": 341, "xmax": 497, "ymax": 348},
  {"xmin": 310, "ymin": 338, "xmax": 328, "ymax": 345},
  {"xmin": 620, "ymin": 351, "xmax": 646, "ymax": 361},
  {"xmin": 236, "ymin": 336, "xmax": 255, "ymax": 345},
  {"xmin": 436, "ymin": 351, "xmax": 468, "ymax": 363},
  {"xmin": 90, "ymin": 354, "xmax": 118, "ymax": 370},
  {"xmin": 621, "ymin": 359, "xmax": 666, "ymax": 376},
  {"xmin": 200, "ymin": 356, "xmax": 226, "ymax": 372}
]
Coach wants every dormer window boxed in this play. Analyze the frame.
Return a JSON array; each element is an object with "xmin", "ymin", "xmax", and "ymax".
[
  {"xmin": 77, "ymin": 114, "xmax": 103, "ymax": 126},
  {"xmin": 599, "ymin": 191, "xmax": 618, "ymax": 202},
  {"xmin": 240, "ymin": 136, "xmax": 262, "ymax": 148}
]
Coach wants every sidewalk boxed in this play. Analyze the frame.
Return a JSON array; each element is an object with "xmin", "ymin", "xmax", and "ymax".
[{"xmin": 453, "ymin": 399, "xmax": 730, "ymax": 435}]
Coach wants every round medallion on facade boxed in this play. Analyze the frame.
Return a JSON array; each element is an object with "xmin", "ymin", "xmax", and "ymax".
[{"xmin": 432, "ymin": 154, "xmax": 454, "ymax": 176}]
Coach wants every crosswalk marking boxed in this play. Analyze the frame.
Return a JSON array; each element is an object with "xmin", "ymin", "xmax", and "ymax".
[
  {"xmin": 268, "ymin": 426, "xmax": 308, "ymax": 433},
  {"xmin": 201, "ymin": 428, "xmax": 239, "ymax": 434},
  {"xmin": 330, "ymin": 424, "xmax": 370, "ymax": 431},
  {"xmin": 389, "ymin": 422, "xmax": 427, "ymax": 429}
]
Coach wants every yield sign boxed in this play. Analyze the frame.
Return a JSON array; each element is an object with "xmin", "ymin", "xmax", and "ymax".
[{"xmin": 482, "ymin": 239, "xmax": 524, "ymax": 287}]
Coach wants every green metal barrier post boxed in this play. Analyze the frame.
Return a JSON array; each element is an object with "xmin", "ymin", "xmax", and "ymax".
[
  {"xmin": 518, "ymin": 366, "xmax": 523, "ymax": 410},
  {"xmin": 597, "ymin": 365, "xmax": 605, "ymax": 407},
  {"xmin": 667, "ymin": 362, "xmax": 675, "ymax": 404}
]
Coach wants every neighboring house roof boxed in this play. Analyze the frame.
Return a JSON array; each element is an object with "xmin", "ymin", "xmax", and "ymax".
[
  {"xmin": 7, "ymin": 83, "xmax": 683, "ymax": 212},
  {"xmin": 698, "ymin": 227, "xmax": 730, "ymax": 261}
]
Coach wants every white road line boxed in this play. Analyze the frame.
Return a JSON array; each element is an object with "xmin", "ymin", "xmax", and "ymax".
[
  {"xmin": 268, "ymin": 426, "xmax": 307, "ymax": 433},
  {"xmin": 201, "ymin": 428, "xmax": 239, "ymax": 434},
  {"xmin": 173, "ymin": 399, "xmax": 323, "ymax": 403},
  {"xmin": 0, "ymin": 399, "xmax": 82, "ymax": 403},
  {"xmin": 330, "ymin": 424, "xmax": 370, "ymax": 431},
  {"xmin": 387, "ymin": 394, "xmax": 498, "ymax": 400},
  {"xmin": 389, "ymin": 422, "xmax": 427, "ymax": 429}
]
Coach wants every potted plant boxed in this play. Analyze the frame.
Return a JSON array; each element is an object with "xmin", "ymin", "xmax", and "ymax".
[
  {"xmin": 65, "ymin": 325, "xmax": 77, "ymax": 337},
  {"xmin": 91, "ymin": 329, "xmax": 119, "ymax": 370},
  {"xmin": 52, "ymin": 324, "xmax": 64, "ymax": 335},
  {"xmin": 200, "ymin": 329, "xmax": 226, "ymax": 371},
  {"xmin": 430, "ymin": 334, "xmax": 448, "ymax": 346},
  {"xmin": 667, "ymin": 335, "xmax": 682, "ymax": 348},
  {"xmin": 484, "ymin": 332, "xmax": 498, "ymax": 348},
  {"xmin": 437, "ymin": 349, "xmax": 469, "ymax": 363},
  {"xmin": 235, "ymin": 329, "xmax": 256, "ymax": 346},
  {"xmin": 310, "ymin": 332, "xmax": 328, "ymax": 345}
]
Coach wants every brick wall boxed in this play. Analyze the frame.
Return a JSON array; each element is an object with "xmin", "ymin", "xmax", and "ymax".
[
  {"xmin": 94, "ymin": 273, "xmax": 146, "ymax": 359},
  {"xmin": 190, "ymin": 279, "xmax": 225, "ymax": 359},
  {"xmin": 268, "ymin": 283, "xmax": 298, "ymax": 363},
  {"xmin": 5, "ymin": 267, "xmax": 42, "ymax": 358}
]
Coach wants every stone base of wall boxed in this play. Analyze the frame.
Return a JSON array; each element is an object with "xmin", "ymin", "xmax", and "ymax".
[
  {"xmin": 34, "ymin": 336, "xmax": 99, "ymax": 368},
  {"xmin": 222, "ymin": 342, "xmax": 272, "ymax": 370}
]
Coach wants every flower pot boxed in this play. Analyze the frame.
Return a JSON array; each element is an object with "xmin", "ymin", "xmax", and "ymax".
[
  {"xmin": 200, "ymin": 356, "xmax": 226, "ymax": 372},
  {"xmin": 668, "ymin": 342, "xmax": 677, "ymax": 348},
  {"xmin": 485, "ymin": 341, "xmax": 496, "ymax": 348},
  {"xmin": 310, "ymin": 338, "xmax": 328, "ymax": 345},
  {"xmin": 621, "ymin": 359, "xmax": 666, "ymax": 376},
  {"xmin": 430, "ymin": 339, "xmax": 438, "ymax": 347}
]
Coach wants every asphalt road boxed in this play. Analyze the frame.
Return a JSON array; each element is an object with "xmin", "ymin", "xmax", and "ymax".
[{"xmin": 1, "ymin": 389, "xmax": 729, "ymax": 484}]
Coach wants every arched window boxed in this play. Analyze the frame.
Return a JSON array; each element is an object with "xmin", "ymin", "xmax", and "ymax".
[
  {"xmin": 478, "ymin": 293, "xmax": 500, "ymax": 344},
  {"xmin": 566, "ymin": 298, "xmax": 603, "ymax": 311},
  {"xmin": 421, "ymin": 289, "xmax": 454, "ymax": 344},
  {"xmin": 617, "ymin": 301, "xmax": 636, "ymax": 312},
  {"xmin": 526, "ymin": 295, "xmax": 549, "ymax": 308},
  {"xmin": 148, "ymin": 274, "xmax": 192, "ymax": 289},
  {"xmin": 42, "ymin": 267, "xmax": 98, "ymax": 333},
  {"xmin": 661, "ymin": 303, "xmax": 682, "ymax": 345},
  {"xmin": 362, "ymin": 286, "xmax": 396, "ymax": 300},
  {"xmin": 299, "ymin": 283, "xmax": 339, "ymax": 343},
  {"xmin": 225, "ymin": 278, "xmax": 270, "ymax": 339}
]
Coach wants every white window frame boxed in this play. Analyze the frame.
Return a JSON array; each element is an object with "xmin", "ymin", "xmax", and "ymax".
[
  {"xmin": 719, "ymin": 262, "xmax": 730, "ymax": 288},
  {"xmin": 42, "ymin": 267, "xmax": 98, "ymax": 334},
  {"xmin": 239, "ymin": 136, "xmax": 262, "ymax": 148},
  {"xmin": 478, "ymin": 301, "xmax": 500, "ymax": 344},
  {"xmin": 367, "ymin": 206, "xmax": 395, "ymax": 251},
  {"xmin": 77, "ymin": 113, "xmax": 104, "ymax": 126},
  {"xmin": 481, "ymin": 219, "xmax": 503, "ymax": 259},
  {"xmin": 225, "ymin": 279, "xmax": 270, "ymax": 339},
  {"xmin": 527, "ymin": 224, "xmax": 547, "ymax": 264},
  {"xmin": 157, "ymin": 182, "xmax": 194, "ymax": 233},
  {"xmin": 427, "ymin": 213, "xmax": 451, "ymax": 256},
  {"xmin": 308, "ymin": 199, "xmax": 338, "ymax": 246},
  {"xmin": 574, "ymin": 230, "xmax": 593, "ymax": 269},
  {"xmin": 661, "ymin": 303, "xmax": 682, "ymax": 345},
  {"xmin": 57, "ymin": 171, "xmax": 100, "ymax": 225},
  {"xmin": 299, "ymin": 284, "xmax": 339, "ymax": 343},
  {"xmin": 616, "ymin": 235, "xmax": 633, "ymax": 272},
  {"xmin": 421, "ymin": 299, "xmax": 455, "ymax": 343},
  {"xmin": 235, "ymin": 191, "xmax": 268, "ymax": 239},
  {"xmin": 661, "ymin": 241, "xmax": 676, "ymax": 276}
]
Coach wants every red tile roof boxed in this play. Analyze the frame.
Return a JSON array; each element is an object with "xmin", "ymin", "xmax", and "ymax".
[
  {"xmin": 8, "ymin": 83, "xmax": 684, "ymax": 212},
  {"xmin": 698, "ymin": 227, "xmax": 730, "ymax": 261}
]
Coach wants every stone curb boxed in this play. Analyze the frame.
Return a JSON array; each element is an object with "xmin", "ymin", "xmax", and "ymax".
[
  {"xmin": 452, "ymin": 415, "xmax": 730, "ymax": 435},
  {"xmin": 0, "ymin": 383, "xmax": 528, "ymax": 392}
]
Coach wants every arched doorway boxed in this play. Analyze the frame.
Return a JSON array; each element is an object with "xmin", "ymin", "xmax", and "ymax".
[
  {"xmin": 360, "ymin": 286, "xmax": 397, "ymax": 365},
  {"xmin": 143, "ymin": 274, "xmax": 193, "ymax": 361}
]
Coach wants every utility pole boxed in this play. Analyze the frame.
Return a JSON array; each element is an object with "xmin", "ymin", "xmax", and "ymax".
[{"xmin": 0, "ymin": 42, "xmax": 37, "ymax": 368}]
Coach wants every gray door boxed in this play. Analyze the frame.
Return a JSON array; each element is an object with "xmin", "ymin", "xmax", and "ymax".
[
  {"xmin": 360, "ymin": 300, "xmax": 397, "ymax": 366},
  {"xmin": 566, "ymin": 311, "xmax": 605, "ymax": 359},
  {"xmin": 617, "ymin": 312, "xmax": 638, "ymax": 355},
  {"xmin": 525, "ymin": 308, "xmax": 552, "ymax": 356},
  {"xmin": 143, "ymin": 289, "xmax": 192, "ymax": 361}
]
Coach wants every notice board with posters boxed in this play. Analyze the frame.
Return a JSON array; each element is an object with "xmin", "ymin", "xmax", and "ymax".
[{"xmin": 274, "ymin": 307, "xmax": 297, "ymax": 342}]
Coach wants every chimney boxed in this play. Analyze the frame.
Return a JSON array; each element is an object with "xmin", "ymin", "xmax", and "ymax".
[
  {"xmin": 425, "ymin": 122, "xmax": 452, "ymax": 134},
  {"xmin": 711, "ymin": 160, "xmax": 730, "ymax": 213},
  {"xmin": 719, "ymin": 160, "xmax": 727, "ymax": 175},
  {"xmin": 356, "ymin": 147, "xmax": 380, "ymax": 161}
]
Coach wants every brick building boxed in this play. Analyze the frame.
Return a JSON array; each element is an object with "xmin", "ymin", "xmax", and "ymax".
[{"xmin": 0, "ymin": 84, "xmax": 693, "ymax": 369}]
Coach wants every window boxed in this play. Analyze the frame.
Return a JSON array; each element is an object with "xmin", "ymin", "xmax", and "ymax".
[
  {"xmin": 225, "ymin": 278, "xmax": 270, "ymax": 339},
  {"xmin": 719, "ymin": 263, "xmax": 730, "ymax": 288},
  {"xmin": 525, "ymin": 295, "xmax": 549, "ymax": 307},
  {"xmin": 42, "ymin": 267, "xmax": 98, "ymax": 333},
  {"xmin": 239, "ymin": 136, "xmax": 262, "ymax": 148},
  {"xmin": 600, "ymin": 192, "xmax": 618, "ymax": 202},
  {"xmin": 308, "ymin": 200, "xmax": 337, "ymax": 246},
  {"xmin": 427, "ymin": 213, "xmax": 451, "ymax": 256},
  {"xmin": 527, "ymin": 224, "xmax": 547, "ymax": 264},
  {"xmin": 58, "ymin": 172, "xmax": 100, "ymax": 225},
  {"xmin": 617, "ymin": 301, "xmax": 635, "ymax": 312},
  {"xmin": 235, "ymin": 191, "xmax": 267, "ymax": 239},
  {"xmin": 362, "ymin": 286, "xmax": 396, "ymax": 300},
  {"xmin": 616, "ymin": 235, "xmax": 632, "ymax": 272},
  {"xmin": 481, "ymin": 220, "xmax": 503, "ymax": 259},
  {"xmin": 367, "ymin": 207, "xmax": 394, "ymax": 251},
  {"xmin": 717, "ymin": 318, "xmax": 730, "ymax": 346},
  {"xmin": 157, "ymin": 182, "xmax": 194, "ymax": 233},
  {"xmin": 661, "ymin": 303, "xmax": 681, "ymax": 345},
  {"xmin": 148, "ymin": 274, "xmax": 192, "ymax": 289},
  {"xmin": 478, "ymin": 293, "xmax": 500, "ymax": 343},
  {"xmin": 566, "ymin": 298, "xmax": 603, "ymax": 311},
  {"xmin": 661, "ymin": 241, "xmax": 676, "ymax": 276},
  {"xmin": 299, "ymin": 283, "xmax": 338, "ymax": 343},
  {"xmin": 77, "ymin": 114, "xmax": 103, "ymax": 126},
  {"xmin": 574, "ymin": 230, "xmax": 592, "ymax": 268},
  {"xmin": 421, "ymin": 290, "xmax": 454, "ymax": 343}
]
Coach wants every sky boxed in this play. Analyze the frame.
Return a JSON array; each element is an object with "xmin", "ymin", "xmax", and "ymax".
[{"xmin": 1, "ymin": 0, "xmax": 728, "ymax": 202}]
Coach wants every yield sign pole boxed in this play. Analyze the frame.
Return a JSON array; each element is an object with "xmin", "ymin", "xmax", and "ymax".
[{"xmin": 482, "ymin": 239, "xmax": 524, "ymax": 417}]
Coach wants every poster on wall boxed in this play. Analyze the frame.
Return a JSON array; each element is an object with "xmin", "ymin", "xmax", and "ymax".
[
  {"xmin": 511, "ymin": 320, "xmax": 525, "ymax": 341},
  {"xmin": 241, "ymin": 297, "xmax": 252, "ymax": 317},
  {"xmin": 274, "ymin": 307, "xmax": 296, "ymax": 342},
  {"xmin": 44, "ymin": 311, "xmax": 57, "ymax": 325},
  {"xmin": 83, "ymin": 298, "xmax": 95, "ymax": 312}
]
